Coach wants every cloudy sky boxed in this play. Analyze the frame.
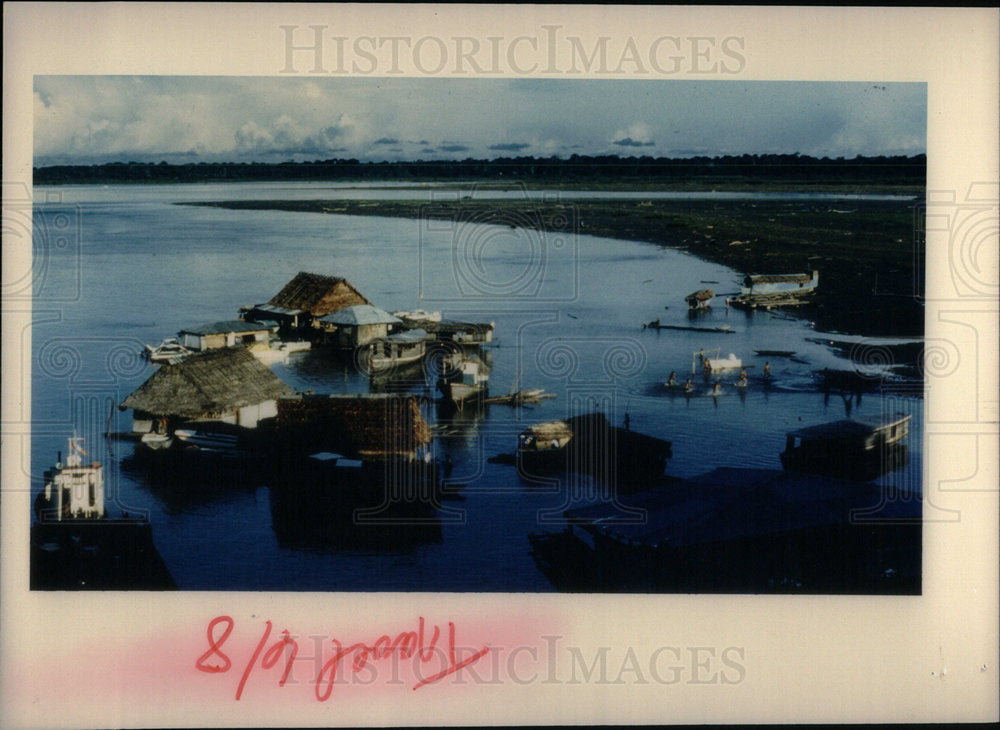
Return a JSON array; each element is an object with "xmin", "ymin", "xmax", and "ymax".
[{"xmin": 33, "ymin": 77, "xmax": 926, "ymax": 166}]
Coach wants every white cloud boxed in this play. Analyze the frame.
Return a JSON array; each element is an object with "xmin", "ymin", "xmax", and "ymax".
[{"xmin": 32, "ymin": 77, "xmax": 926, "ymax": 165}]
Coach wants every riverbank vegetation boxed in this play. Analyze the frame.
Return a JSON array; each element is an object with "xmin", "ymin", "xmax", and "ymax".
[{"xmin": 34, "ymin": 153, "xmax": 924, "ymax": 194}]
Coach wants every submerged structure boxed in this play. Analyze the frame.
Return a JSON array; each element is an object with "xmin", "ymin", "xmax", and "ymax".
[
  {"xmin": 780, "ymin": 414, "xmax": 911, "ymax": 481},
  {"xmin": 531, "ymin": 466, "xmax": 920, "ymax": 594}
]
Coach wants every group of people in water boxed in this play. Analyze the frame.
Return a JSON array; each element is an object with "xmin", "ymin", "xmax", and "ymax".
[{"xmin": 665, "ymin": 360, "xmax": 771, "ymax": 396}]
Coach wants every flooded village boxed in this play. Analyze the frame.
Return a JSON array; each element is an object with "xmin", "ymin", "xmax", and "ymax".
[{"xmin": 30, "ymin": 182, "xmax": 924, "ymax": 594}]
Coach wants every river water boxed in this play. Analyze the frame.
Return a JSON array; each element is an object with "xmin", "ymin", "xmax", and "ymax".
[{"xmin": 28, "ymin": 182, "xmax": 923, "ymax": 591}]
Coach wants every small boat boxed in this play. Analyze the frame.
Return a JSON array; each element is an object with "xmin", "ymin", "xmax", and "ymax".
[
  {"xmin": 367, "ymin": 329, "xmax": 429, "ymax": 372},
  {"xmin": 173, "ymin": 429, "xmax": 247, "ymax": 458},
  {"xmin": 694, "ymin": 348, "xmax": 742, "ymax": 373},
  {"xmin": 439, "ymin": 356, "xmax": 489, "ymax": 408},
  {"xmin": 140, "ymin": 432, "xmax": 173, "ymax": 451},
  {"xmin": 143, "ymin": 337, "xmax": 193, "ymax": 363},
  {"xmin": 685, "ymin": 289, "xmax": 714, "ymax": 309},
  {"xmin": 517, "ymin": 419, "xmax": 574, "ymax": 469},
  {"xmin": 279, "ymin": 340, "xmax": 311, "ymax": 353},
  {"xmin": 780, "ymin": 414, "xmax": 911, "ymax": 480},
  {"xmin": 392, "ymin": 309, "xmax": 442, "ymax": 323},
  {"xmin": 754, "ymin": 349, "xmax": 796, "ymax": 357},
  {"xmin": 516, "ymin": 413, "xmax": 672, "ymax": 487}
]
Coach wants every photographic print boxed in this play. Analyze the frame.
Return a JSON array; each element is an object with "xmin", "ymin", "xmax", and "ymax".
[
  {"xmin": 3, "ymin": 4, "xmax": 997, "ymax": 729},
  {"xmin": 28, "ymin": 75, "xmax": 928, "ymax": 594}
]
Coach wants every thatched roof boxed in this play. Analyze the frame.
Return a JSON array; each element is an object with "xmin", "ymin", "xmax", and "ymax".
[
  {"xmin": 277, "ymin": 393, "xmax": 431, "ymax": 458},
  {"xmin": 524, "ymin": 420, "xmax": 574, "ymax": 441},
  {"xmin": 120, "ymin": 348, "xmax": 292, "ymax": 418},
  {"xmin": 268, "ymin": 272, "xmax": 370, "ymax": 316}
]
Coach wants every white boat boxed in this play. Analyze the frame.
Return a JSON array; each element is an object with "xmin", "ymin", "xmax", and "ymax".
[
  {"xmin": 36, "ymin": 434, "xmax": 105, "ymax": 520},
  {"xmin": 693, "ymin": 348, "xmax": 742, "ymax": 373},
  {"xmin": 439, "ymin": 356, "xmax": 489, "ymax": 408},
  {"xmin": 367, "ymin": 329, "xmax": 429, "ymax": 372},
  {"xmin": 392, "ymin": 309, "xmax": 442, "ymax": 323},
  {"xmin": 173, "ymin": 429, "xmax": 244, "ymax": 457},
  {"xmin": 140, "ymin": 432, "xmax": 173, "ymax": 450},
  {"xmin": 144, "ymin": 337, "xmax": 194, "ymax": 363}
]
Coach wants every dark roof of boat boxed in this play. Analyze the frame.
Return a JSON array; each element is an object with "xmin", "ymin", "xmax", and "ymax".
[
  {"xmin": 565, "ymin": 467, "xmax": 920, "ymax": 549},
  {"xmin": 787, "ymin": 415, "xmax": 910, "ymax": 440}
]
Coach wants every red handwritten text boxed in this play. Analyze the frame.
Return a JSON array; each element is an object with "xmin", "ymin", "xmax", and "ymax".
[{"xmin": 196, "ymin": 615, "xmax": 489, "ymax": 700}]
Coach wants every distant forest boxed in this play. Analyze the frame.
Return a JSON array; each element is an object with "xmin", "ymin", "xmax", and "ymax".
[{"xmin": 33, "ymin": 154, "xmax": 926, "ymax": 186}]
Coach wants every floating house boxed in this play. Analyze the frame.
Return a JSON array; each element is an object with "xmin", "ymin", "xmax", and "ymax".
[
  {"xmin": 531, "ymin": 466, "xmax": 920, "ymax": 593},
  {"xmin": 245, "ymin": 271, "xmax": 370, "ymax": 331},
  {"xmin": 780, "ymin": 415, "xmax": 911, "ymax": 481},
  {"xmin": 729, "ymin": 270, "xmax": 819, "ymax": 309},
  {"xmin": 177, "ymin": 320, "xmax": 271, "ymax": 352},
  {"xmin": 316, "ymin": 304, "xmax": 402, "ymax": 349},
  {"xmin": 276, "ymin": 393, "xmax": 432, "ymax": 462},
  {"xmin": 120, "ymin": 347, "xmax": 293, "ymax": 434}
]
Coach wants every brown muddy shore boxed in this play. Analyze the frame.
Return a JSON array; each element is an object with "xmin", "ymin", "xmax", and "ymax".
[{"xmin": 181, "ymin": 195, "xmax": 925, "ymax": 338}]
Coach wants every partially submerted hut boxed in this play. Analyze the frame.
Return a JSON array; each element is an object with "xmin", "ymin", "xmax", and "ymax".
[
  {"xmin": 120, "ymin": 348, "xmax": 293, "ymax": 432},
  {"xmin": 276, "ymin": 393, "xmax": 432, "ymax": 461}
]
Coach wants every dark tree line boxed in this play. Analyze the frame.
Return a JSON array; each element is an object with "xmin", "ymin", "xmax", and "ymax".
[{"xmin": 33, "ymin": 153, "xmax": 926, "ymax": 185}]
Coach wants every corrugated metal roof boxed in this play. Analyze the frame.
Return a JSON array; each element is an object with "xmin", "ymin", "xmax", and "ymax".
[
  {"xmin": 178, "ymin": 320, "xmax": 271, "ymax": 336},
  {"xmin": 317, "ymin": 305, "xmax": 402, "ymax": 326},
  {"xmin": 252, "ymin": 303, "xmax": 305, "ymax": 316}
]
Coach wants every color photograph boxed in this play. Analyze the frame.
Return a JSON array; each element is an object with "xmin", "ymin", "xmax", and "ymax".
[{"xmin": 30, "ymin": 76, "xmax": 926, "ymax": 593}]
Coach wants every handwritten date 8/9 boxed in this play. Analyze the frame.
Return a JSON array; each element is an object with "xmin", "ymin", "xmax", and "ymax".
[{"xmin": 196, "ymin": 615, "xmax": 490, "ymax": 701}]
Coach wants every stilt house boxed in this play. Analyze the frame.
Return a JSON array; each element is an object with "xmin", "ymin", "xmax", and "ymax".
[
  {"xmin": 245, "ymin": 272, "xmax": 370, "ymax": 332},
  {"xmin": 120, "ymin": 348, "xmax": 293, "ymax": 432}
]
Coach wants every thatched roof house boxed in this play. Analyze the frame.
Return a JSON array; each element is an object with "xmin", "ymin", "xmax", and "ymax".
[
  {"xmin": 120, "ymin": 348, "xmax": 292, "ymax": 430},
  {"xmin": 269, "ymin": 271, "xmax": 370, "ymax": 317},
  {"xmin": 277, "ymin": 393, "xmax": 432, "ymax": 460}
]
